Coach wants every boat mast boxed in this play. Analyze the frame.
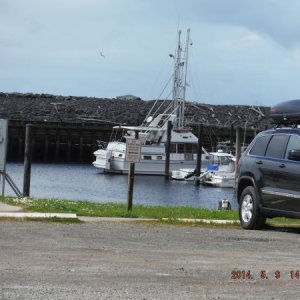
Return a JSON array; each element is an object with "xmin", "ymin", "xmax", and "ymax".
[{"xmin": 172, "ymin": 28, "xmax": 191, "ymax": 129}]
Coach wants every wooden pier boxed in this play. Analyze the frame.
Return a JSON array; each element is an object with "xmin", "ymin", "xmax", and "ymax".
[
  {"xmin": 0, "ymin": 92, "xmax": 268, "ymax": 164},
  {"xmin": 7, "ymin": 120, "xmax": 112, "ymax": 163},
  {"xmin": 6, "ymin": 120, "xmax": 258, "ymax": 164}
]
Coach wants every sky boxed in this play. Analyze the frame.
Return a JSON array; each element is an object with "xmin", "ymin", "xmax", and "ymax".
[{"xmin": 1, "ymin": 0, "xmax": 300, "ymax": 106}]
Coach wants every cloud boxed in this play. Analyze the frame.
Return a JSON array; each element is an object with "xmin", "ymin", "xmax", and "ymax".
[
  {"xmin": 191, "ymin": 0, "xmax": 300, "ymax": 49},
  {"xmin": 1, "ymin": 0, "xmax": 300, "ymax": 105}
]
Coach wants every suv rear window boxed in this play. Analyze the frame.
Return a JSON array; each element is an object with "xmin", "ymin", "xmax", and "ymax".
[
  {"xmin": 249, "ymin": 135, "xmax": 271, "ymax": 156},
  {"xmin": 265, "ymin": 135, "xmax": 289, "ymax": 158}
]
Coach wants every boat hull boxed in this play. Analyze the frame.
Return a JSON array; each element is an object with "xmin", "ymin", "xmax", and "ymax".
[
  {"xmin": 201, "ymin": 172, "xmax": 235, "ymax": 188},
  {"xmin": 93, "ymin": 146, "xmax": 209, "ymax": 175},
  {"xmin": 95, "ymin": 157, "xmax": 207, "ymax": 175}
]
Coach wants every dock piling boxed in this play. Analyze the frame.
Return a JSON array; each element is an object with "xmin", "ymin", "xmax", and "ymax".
[{"xmin": 23, "ymin": 124, "xmax": 33, "ymax": 197}]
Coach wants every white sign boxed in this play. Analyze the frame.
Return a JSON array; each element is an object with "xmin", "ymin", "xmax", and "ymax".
[
  {"xmin": 0, "ymin": 119, "xmax": 8, "ymax": 171},
  {"xmin": 126, "ymin": 139, "xmax": 141, "ymax": 163}
]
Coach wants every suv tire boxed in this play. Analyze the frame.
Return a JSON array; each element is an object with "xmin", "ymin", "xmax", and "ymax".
[{"xmin": 239, "ymin": 186, "xmax": 266, "ymax": 230}]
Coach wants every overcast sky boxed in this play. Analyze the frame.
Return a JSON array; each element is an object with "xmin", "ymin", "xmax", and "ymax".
[{"xmin": 1, "ymin": 0, "xmax": 300, "ymax": 106}]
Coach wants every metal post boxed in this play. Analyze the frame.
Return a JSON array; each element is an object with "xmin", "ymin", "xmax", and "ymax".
[
  {"xmin": 195, "ymin": 124, "xmax": 203, "ymax": 185},
  {"xmin": 127, "ymin": 131, "xmax": 139, "ymax": 211},
  {"xmin": 165, "ymin": 121, "xmax": 172, "ymax": 179},
  {"xmin": 23, "ymin": 124, "xmax": 33, "ymax": 197},
  {"xmin": 127, "ymin": 162, "xmax": 135, "ymax": 211}
]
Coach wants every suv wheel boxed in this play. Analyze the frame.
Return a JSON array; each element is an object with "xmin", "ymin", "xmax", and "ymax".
[{"xmin": 239, "ymin": 186, "xmax": 266, "ymax": 230}]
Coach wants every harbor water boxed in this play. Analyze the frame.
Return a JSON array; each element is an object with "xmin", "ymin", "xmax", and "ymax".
[{"xmin": 3, "ymin": 163, "xmax": 237, "ymax": 210}]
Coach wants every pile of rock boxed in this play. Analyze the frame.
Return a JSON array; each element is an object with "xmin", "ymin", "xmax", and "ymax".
[{"xmin": 0, "ymin": 92, "xmax": 271, "ymax": 129}]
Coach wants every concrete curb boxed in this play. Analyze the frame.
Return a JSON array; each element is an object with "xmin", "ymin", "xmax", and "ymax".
[
  {"xmin": 162, "ymin": 218, "xmax": 240, "ymax": 225},
  {"xmin": 0, "ymin": 212, "xmax": 78, "ymax": 219},
  {"xmin": 78, "ymin": 216, "xmax": 158, "ymax": 222},
  {"xmin": 0, "ymin": 213, "xmax": 239, "ymax": 224},
  {"xmin": 0, "ymin": 203, "xmax": 239, "ymax": 224},
  {"xmin": 78, "ymin": 216, "xmax": 240, "ymax": 225}
]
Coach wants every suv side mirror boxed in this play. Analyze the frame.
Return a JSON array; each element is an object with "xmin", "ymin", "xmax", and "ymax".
[{"xmin": 288, "ymin": 149, "xmax": 300, "ymax": 161}]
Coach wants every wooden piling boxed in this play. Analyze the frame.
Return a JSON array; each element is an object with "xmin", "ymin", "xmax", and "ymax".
[
  {"xmin": 127, "ymin": 131, "xmax": 139, "ymax": 211},
  {"xmin": 43, "ymin": 131, "xmax": 49, "ymax": 162},
  {"xmin": 23, "ymin": 124, "xmax": 33, "ymax": 197},
  {"xmin": 165, "ymin": 121, "xmax": 172, "ymax": 179},
  {"xmin": 79, "ymin": 133, "xmax": 83, "ymax": 162},
  {"xmin": 235, "ymin": 127, "xmax": 241, "ymax": 178},
  {"xmin": 127, "ymin": 162, "xmax": 135, "ymax": 211},
  {"xmin": 195, "ymin": 124, "xmax": 203, "ymax": 185},
  {"xmin": 67, "ymin": 131, "xmax": 72, "ymax": 163},
  {"xmin": 230, "ymin": 123, "xmax": 234, "ymax": 154},
  {"xmin": 17, "ymin": 134, "xmax": 24, "ymax": 162}
]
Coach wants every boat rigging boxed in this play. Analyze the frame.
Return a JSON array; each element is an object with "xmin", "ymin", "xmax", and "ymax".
[{"xmin": 93, "ymin": 29, "xmax": 210, "ymax": 175}]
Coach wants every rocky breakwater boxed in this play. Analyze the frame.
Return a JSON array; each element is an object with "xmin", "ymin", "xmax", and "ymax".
[{"xmin": 0, "ymin": 92, "xmax": 271, "ymax": 129}]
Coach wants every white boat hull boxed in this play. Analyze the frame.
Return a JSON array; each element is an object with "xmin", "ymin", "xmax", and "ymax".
[
  {"xmin": 94, "ymin": 154, "xmax": 208, "ymax": 175},
  {"xmin": 171, "ymin": 168, "xmax": 196, "ymax": 180},
  {"xmin": 201, "ymin": 172, "xmax": 235, "ymax": 188}
]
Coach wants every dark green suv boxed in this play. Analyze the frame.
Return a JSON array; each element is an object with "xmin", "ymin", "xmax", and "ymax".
[{"xmin": 237, "ymin": 100, "xmax": 300, "ymax": 229}]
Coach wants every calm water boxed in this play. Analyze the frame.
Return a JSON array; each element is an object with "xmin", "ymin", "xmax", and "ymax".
[{"xmin": 3, "ymin": 163, "xmax": 237, "ymax": 210}]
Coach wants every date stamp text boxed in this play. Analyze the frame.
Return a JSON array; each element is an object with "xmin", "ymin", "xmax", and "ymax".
[{"xmin": 231, "ymin": 270, "xmax": 300, "ymax": 280}]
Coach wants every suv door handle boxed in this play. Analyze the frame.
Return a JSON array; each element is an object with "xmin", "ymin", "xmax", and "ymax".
[
  {"xmin": 279, "ymin": 163, "xmax": 286, "ymax": 168},
  {"xmin": 256, "ymin": 160, "xmax": 263, "ymax": 164}
]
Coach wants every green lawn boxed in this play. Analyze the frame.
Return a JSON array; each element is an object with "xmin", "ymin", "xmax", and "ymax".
[
  {"xmin": 0, "ymin": 196, "xmax": 239, "ymax": 220},
  {"xmin": 3, "ymin": 196, "xmax": 300, "ymax": 228}
]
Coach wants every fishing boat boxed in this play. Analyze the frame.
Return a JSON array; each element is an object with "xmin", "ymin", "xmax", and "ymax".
[
  {"xmin": 93, "ymin": 29, "xmax": 210, "ymax": 175},
  {"xmin": 201, "ymin": 171, "xmax": 235, "ymax": 188},
  {"xmin": 171, "ymin": 150, "xmax": 235, "ymax": 183},
  {"xmin": 200, "ymin": 150, "xmax": 235, "ymax": 187}
]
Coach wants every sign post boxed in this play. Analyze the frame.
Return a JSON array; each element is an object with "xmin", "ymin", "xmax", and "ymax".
[{"xmin": 126, "ymin": 132, "xmax": 140, "ymax": 211}]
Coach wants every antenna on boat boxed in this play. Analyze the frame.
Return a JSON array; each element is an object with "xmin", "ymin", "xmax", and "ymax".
[{"xmin": 171, "ymin": 28, "xmax": 191, "ymax": 129}]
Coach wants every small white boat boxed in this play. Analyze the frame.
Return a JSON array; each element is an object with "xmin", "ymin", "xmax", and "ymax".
[
  {"xmin": 201, "ymin": 171, "xmax": 235, "ymax": 188},
  {"xmin": 171, "ymin": 168, "xmax": 196, "ymax": 180},
  {"xmin": 172, "ymin": 150, "xmax": 235, "ymax": 183},
  {"xmin": 206, "ymin": 150, "xmax": 235, "ymax": 172},
  {"xmin": 200, "ymin": 150, "xmax": 236, "ymax": 187}
]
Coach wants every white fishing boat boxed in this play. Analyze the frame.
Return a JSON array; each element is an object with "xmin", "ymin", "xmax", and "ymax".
[
  {"xmin": 201, "ymin": 171, "xmax": 235, "ymax": 188},
  {"xmin": 171, "ymin": 150, "xmax": 235, "ymax": 182},
  {"xmin": 200, "ymin": 150, "xmax": 236, "ymax": 187},
  {"xmin": 93, "ymin": 29, "xmax": 210, "ymax": 175},
  {"xmin": 205, "ymin": 150, "xmax": 235, "ymax": 173}
]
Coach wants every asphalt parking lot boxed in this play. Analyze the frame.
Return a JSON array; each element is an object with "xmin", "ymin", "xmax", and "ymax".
[{"xmin": 0, "ymin": 220, "xmax": 300, "ymax": 299}]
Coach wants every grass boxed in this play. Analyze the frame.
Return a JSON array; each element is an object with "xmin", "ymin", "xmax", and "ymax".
[
  {"xmin": 2, "ymin": 196, "xmax": 299, "ymax": 228},
  {"xmin": 0, "ymin": 196, "xmax": 239, "ymax": 220}
]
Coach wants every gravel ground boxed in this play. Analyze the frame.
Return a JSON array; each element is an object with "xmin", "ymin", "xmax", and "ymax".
[{"xmin": 0, "ymin": 221, "xmax": 300, "ymax": 299}]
